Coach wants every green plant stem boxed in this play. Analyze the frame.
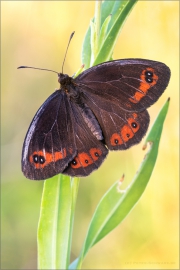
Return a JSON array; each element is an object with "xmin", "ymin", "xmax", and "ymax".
[
  {"xmin": 67, "ymin": 177, "xmax": 80, "ymax": 266},
  {"xmin": 94, "ymin": 0, "xmax": 102, "ymax": 45},
  {"xmin": 37, "ymin": 175, "xmax": 80, "ymax": 269}
]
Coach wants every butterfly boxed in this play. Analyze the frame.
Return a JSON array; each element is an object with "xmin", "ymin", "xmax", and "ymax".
[{"xmin": 19, "ymin": 57, "xmax": 170, "ymax": 180}]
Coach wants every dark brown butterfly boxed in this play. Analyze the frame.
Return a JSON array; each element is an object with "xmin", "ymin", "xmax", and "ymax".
[{"xmin": 19, "ymin": 37, "xmax": 170, "ymax": 180}]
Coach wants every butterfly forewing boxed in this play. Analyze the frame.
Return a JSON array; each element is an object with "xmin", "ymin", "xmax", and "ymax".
[
  {"xmin": 75, "ymin": 59, "xmax": 170, "ymax": 111},
  {"xmin": 22, "ymin": 91, "xmax": 77, "ymax": 180}
]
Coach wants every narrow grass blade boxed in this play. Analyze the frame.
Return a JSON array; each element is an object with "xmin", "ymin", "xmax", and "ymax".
[
  {"xmin": 38, "ymin": 175, "xmax": 72, "ymax": 269},
  {"xmin": 69, "ymin": 99, "xmax": 170, "ymax": 269}
]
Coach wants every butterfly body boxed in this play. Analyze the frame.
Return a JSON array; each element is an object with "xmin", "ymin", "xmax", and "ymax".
[{"xmin": 22, "ymin": 59, "xmax": 170, "ymax": 180}]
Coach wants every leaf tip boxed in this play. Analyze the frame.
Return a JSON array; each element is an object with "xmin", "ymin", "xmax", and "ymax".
[
  {"xmin": 142, "ymin": 142, "xmax": 147, "ymax": 151},
  {"xmin": 142, "ymin": 141, "xmax": 153, "ymax": 151},
  {"xmin": 117, "ymin": 174, "xmax": 127, "ymax": 194}
]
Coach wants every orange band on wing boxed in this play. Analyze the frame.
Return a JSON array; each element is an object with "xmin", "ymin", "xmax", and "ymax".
[
  {"xmin": 120, "ymin": 117, "xmax": 140, "ymax": 142},
  {"xmin": 110, "ymin": 117, "xmax": 140, "ymax": 145},
  {"xmin": 30, "ymin": 149, "xmax": 66, "ymax": 169},
  {"xmin": 129, "ymin": 68, "xmax": 158, "ymax": 103},
  {"xmin": 89, "ymin": 148, "xmax": 102, "ymax": 161},
  {"xmin": 120, "ymin": 125, "xmax": 134, "ymax": 142},
  {"xmin": 71, "ymin": 148, "xmax": 103, "ymax": 169},
  {"xmin": 71, "ymin": 156, "xmax": 81, "ymax": 169},
  {"xmin": 71, "ymin": 152, "xmax": 93, "ymax": 169},
  {"xmin": 110, "ymin": 133, "xmax": 123, "ymax": 146}
]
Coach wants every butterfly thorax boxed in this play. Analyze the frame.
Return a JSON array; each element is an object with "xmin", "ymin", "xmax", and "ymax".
[
  {"xmin": 58, "ymin": 73, "xmax": 80, "ymax": 101},
  {"xmin": 58, "ymin": 73, "xmax": 73, "ymax": 88}
]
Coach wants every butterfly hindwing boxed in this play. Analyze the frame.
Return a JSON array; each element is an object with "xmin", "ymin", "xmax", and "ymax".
[
  {"xmin": 81, "ymin": 92, "xmax": 150, "ymax": 150},
  {"xmin": 63, "ymin": 102, "xmax": 108, "ymax": 177}
]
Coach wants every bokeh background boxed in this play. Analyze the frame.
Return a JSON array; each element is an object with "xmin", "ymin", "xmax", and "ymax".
[{"xmin": 1, "ymin": 1, "xmax": 179, "ymax": 269}]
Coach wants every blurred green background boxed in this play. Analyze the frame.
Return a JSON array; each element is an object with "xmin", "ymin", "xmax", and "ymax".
[{"xmin": 1, "ymin": 1, "xmax": 179, "ymax": 269}]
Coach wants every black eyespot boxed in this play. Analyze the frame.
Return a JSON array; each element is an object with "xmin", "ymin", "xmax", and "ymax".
[
  {"xmin": 72, "ymin": 159, "xmax": 77, "ymax": 165},
  {"xmin": 114, "ymin": 139, "xmax": 119, "ymax": 144},
  {"xmin": 145, "ymin": 71, "xmax": 153, "ymax": 77},
  {"xmin": 85, "ymin": 159, "xmax": 89, "ymax": 164},
  {"xmin": 145, "ymin": 77, "xmax": 153, "ymax": 83},
  {"xmin": 39, "ymin": 156, "xmax": 45, "ymax": 164},
  {"xmin": 131, "ymin": 122, "xmax": 137, "ymax": 128},
  {"xmin": 33, "ymin": 154, "xmax": 39, "ymax": 163},
  {"xmin": 95, "ymin": 152, "xmax": 99, "ymax": 157}
]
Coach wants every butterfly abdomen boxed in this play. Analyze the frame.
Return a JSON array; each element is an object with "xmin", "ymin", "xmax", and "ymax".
[
  {"xmin": 79, "ymin": 104, "xmax": 103, "ymax": 141},
  {"xmin": 64, "ymin": 79, "xmax": 104, "ymax": 141}
]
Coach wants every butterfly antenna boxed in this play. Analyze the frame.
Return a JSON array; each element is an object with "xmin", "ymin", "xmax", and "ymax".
[
  {"xmin": 17, "ymin": 66, "xmax": 59, "ymax": 74},
  {"xmin": 62, "ymin": 31, "xmax": 75, "ymax": 74},
  {"xmin": 17, "ymin": 31, "xmax": 75, "ymax": 74}
]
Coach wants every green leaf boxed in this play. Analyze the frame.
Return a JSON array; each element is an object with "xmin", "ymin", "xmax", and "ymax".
[
  {"xmin": 100, "ymin": 0, "xmax": 115, "ymax": 27},
  {"xmin": 98, "ymin": 14, "xmax": 112, "ymax": 52},
  {"xmin": 81, "ymin": 0, "xmax": 138, "ymax": 69},
  {"xmin": 93, "ymin": 0, "xmax": 138, "ymax": 65},
  {"xmin": 90, "ymin": 1, "xmax": 102, "ymax": 66},
  {"xmin": 81, "ymin": 0, "xmax": 114, "ymax": 68},
  {"xmin": 90, "ymin": 19, "xmax": 96, "ymax": 66},
  {"xmin": 94, "ymin": 0, "xmax": 102, "ymax": 38},
  {"xmin": 38, "ymin": 175, "xmax": 80, "ymax": 269},
  {"xmin": 106, "ymin": 1, "xmax": 131, "ymax": 32},
  {"xmin": 73, "ymin": 64, "xmax": 85, "ymax": 78},
  {"xmin": 81, "ymin": 26, "xmax": 91, "ymax": 69},
  {"xmin": 69, "ymin": 98, "xmax": 170, "ymax": 269}
]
